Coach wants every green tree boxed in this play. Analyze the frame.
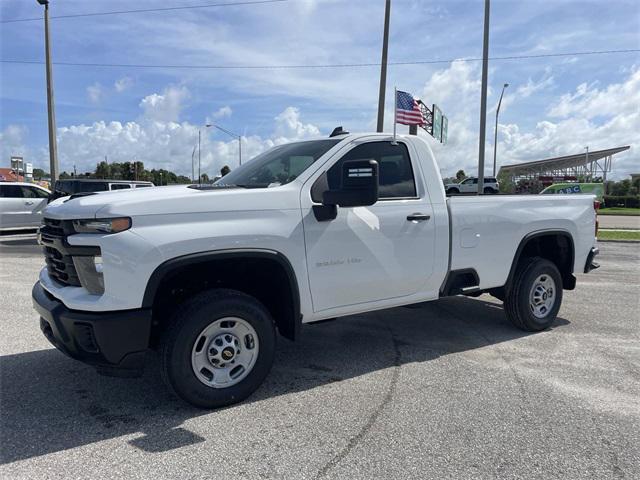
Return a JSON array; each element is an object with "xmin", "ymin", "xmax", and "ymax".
[
  {"xmin": 610, "ymin": 179, "xmax": 631, "ymax": 196},
  {"xmin": 95, "ymin": 161, "xmax": 111, "ymax": 178},
  {"xmin": 32, "ymin": 168, "xmax": 48, "ymax": 179},
  {"xmin": 455, "ymin": 169, "xmax": 466, "ymax": 181},
  {"xmin": 497, "ymin": 170, "xmax": 515, "ymax": 193}
]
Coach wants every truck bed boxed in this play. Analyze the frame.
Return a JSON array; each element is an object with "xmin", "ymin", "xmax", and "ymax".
[{"xmin": 448, "ymin": 194, "xmax": 597, "ymax": 290}]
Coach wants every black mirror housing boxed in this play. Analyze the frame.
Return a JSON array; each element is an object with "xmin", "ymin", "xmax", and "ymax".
[{"xmin": 322, "ymin": 159, "xmax": 378, "ymax": 208}]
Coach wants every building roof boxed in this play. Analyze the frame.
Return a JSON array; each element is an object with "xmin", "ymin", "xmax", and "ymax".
[
  {"xmin": 0, "ymin": 168, "xmax": 23, "ymax": 182},
  {"xmin": 498, "ymin": 146, "xmax": 631, "ymax": 176}
]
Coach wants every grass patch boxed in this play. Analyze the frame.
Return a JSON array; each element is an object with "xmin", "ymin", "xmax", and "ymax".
[
  {"xmin": 598, "ymin": 207, "xmax": 640, "ymax": 216},
  {"xmin": 598, "ymin": 230, "xmax": 640, "ymax": 241}
]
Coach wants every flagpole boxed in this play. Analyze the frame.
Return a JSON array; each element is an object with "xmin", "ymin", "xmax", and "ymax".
[{"xmin": 393, "ymin": 86, "xmax": 397, "ymax": 143}]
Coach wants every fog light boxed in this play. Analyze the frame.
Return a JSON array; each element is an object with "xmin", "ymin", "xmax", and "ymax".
[{"xmin": 73, "ymin": 256, "xmax": 105, "ymax": 295}]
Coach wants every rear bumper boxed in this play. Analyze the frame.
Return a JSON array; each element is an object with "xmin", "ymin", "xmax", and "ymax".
[
  {"xmin": 32, "ymin": 282, "xmax": 152, "ymax": 377},
  {"xmin": 584, "ymin": 246, "xmax": 600, "ymax": 273}
]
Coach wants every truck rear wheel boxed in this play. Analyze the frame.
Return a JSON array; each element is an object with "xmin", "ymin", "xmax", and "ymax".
[
  {"xmin": 504, "ymin": 257, "xmax": 563, "ymax": 331},
  {"xmin": 160, "ymin": 289, "xmax": 276, "ymax": 408}
]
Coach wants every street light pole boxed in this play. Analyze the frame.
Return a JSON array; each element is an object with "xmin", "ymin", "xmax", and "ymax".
[
  {"xmin": 207, "ymin": 124, "xmax": 242, "ymax": 166},
  {"xmin": 493, "ymin": 83, "xmax": 509, "ymax": 177},
  {"xmin": 477, "ymin": 0, "xmax": 491, "ymax": 195},
  {"xmin": 191, "ymin": 145, "xmax": 196, "ymax": 183},
  {"xmin": 376, "ymin": 0, "xmax": 391, "ymax": 133},
  {"xmin": 198, "ymin": 129, "xmax": 201, "ymax": 184},
  {"xmin": 37, "ymin": 0, "xmax": 59, "ymax": 183}
]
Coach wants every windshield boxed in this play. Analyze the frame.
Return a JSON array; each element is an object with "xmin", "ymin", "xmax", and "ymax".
[{"xmin": 215, "ymin": 139, "xmax": 340, "ymax": 188}]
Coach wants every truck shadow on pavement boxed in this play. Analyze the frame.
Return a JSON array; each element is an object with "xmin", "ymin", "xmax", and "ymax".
[{"xmin": 0, "ymin": 295, "xmax": 569, "ymax": 464}]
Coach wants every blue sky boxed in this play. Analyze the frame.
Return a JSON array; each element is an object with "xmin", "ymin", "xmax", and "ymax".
[{"xmin": 1, "ymin": 0, "xmax": 638, "ymax": 178}]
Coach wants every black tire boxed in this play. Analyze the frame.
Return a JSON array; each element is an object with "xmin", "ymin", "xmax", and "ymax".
[
  {"xmin": 504, "ymin": 257, "xmax": 563, "ymax": 332},
  {"xmin": 160, "ymin": 288, "xmax": 276, "ymax": 408},
  {"xmin": 483, "ymin": 187, "xmax": 494, "ymax": 194},
  {"xmin": 448, "ymin": 188, "xmax": 460, "ymax": 195}
]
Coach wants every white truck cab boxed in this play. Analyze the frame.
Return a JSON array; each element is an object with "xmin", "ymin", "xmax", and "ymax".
[
  {"xmin": 33, "ymin": 132, "xmax": 599, "ymax": 408},
  {"xmin": 445, "ymin": 176, "xmax": 499, "ymax": 194}
]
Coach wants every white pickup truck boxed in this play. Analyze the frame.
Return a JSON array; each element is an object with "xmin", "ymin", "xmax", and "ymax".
[{"xmin": 33, "ymin": 132, "xmax": 600, "ymax": 408}]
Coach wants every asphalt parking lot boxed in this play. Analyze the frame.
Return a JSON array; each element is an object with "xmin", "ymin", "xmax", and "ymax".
[{"xmin": 1, "ymin": 234, "xmax": 638, "ymax": 479}]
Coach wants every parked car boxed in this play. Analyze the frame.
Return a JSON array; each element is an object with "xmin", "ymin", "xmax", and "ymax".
[
  {"xmin": 51, "ymin": 179, "xmax": 154, "ymax": 200},
  {"xmin": 540, "ymin": 183, "xmax": 604, "ymax": 202},
  {"xmin": 33, "ymin": 132, "xmax": 599, "ymax": 408},
  {"xmin": 0, "ymin": 182, "xmax": 51, "ymax": 231},
  {"xmin": 446, "ymin": 177, "xmax": 499, "ymax": 194}
]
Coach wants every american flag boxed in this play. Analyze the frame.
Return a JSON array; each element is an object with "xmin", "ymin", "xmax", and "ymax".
[{"xmin": 395, "ymin": 90, "xmax": 424, "ymax": 126}]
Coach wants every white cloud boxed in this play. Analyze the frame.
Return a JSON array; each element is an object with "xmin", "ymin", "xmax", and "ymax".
[
  {"xmin": 49, "ymin": 85, "xmax": 324, "ymax": 178},
  {"xmin": 139, "ymin": 85, "xmax": 190, "ymax": 122},
  {"xmin": 414, "ymin": 62, "xmax": 637, "ymax": 180},
  {"xmin": 212, "ymin": 106, "xmax": 232, "ymax": 119},
  {"xmin": 114, "ymin": 76, "xmax": 134, "ymax": 93},
  {"xmin": 86, "ymin": 83, "xmax": 104, "ymax": 104},
  {"xmin": 418, "ymin": 61, "xmax": 485, "ymax": 177},
  {"xmin": 0, "ymin": 124, "xmax": 29, "ymax": 160},
  {"xmin": 273, "ymin": 107, "xmax": 321, "ymax": 142},
  {"xmin": 498, "ymin": 68, "xmax": 639, "ymax": 178},
  {"xmin": 548, "ymin": 67, "xmax": 640, "ymax": 119},
  {"xmin": 516, "ymin": 71, "xmax": 554, "ymax": 99}
]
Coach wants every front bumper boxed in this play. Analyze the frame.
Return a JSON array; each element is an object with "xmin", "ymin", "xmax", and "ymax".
[
  {"xmin": 584, "ymin": 246, "xmax": 600, "ymax": 273},
  {"xmin": 32, "ymin": 282, "xmax": 152, "ymax": 377}
]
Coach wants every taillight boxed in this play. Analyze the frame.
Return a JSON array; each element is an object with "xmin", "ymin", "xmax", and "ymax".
[{"xmin": 594, "ymin": 200, "xmax": 600, "ymax": 236}]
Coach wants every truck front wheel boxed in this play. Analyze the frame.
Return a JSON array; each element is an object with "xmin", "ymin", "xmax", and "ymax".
[
  {"xmin": 160, "ymin": 289, "xmax": 276, "ymax": 408},
  {"xmin": 504, "ymin": 257, "xmax": 563, "ymax": 332}
]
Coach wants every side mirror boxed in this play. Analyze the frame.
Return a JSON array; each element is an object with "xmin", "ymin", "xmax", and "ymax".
[{"xmin": 322, "ymin": 159, "xmax": 379, "ymax": 207}]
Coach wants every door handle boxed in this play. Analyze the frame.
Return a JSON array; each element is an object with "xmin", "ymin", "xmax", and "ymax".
[
  {"xmin": 25, "ymin": 201, "xmax": 34, "ymax": 206},
  {"xmin": 407, "ymin": 213, "xmax": 431, "ymax": 222}
]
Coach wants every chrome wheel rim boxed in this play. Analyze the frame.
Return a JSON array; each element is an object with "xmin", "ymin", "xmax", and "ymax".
[
  {"xmin": 529, "ymin": 274, "xmax": 556, "ymax": 319},
  {"xmin": 191, "ymin": 317, "xmax": 259, "ymax": 388}
]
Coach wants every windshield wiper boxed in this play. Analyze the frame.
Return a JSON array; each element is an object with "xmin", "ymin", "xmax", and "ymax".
[{"xmin": 233, "ymin": 183, "xmax": 270, "ymax": 189}]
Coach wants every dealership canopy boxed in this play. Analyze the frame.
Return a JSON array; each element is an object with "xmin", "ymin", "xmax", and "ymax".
[{"xmin": 498, "ymin": 146, "xmax": 631, "ymax": 182}]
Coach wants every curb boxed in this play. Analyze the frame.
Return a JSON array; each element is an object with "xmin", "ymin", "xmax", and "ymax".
[{"xmin": 597, "ymin": 239, "xmax": 640, "ymax": 244}]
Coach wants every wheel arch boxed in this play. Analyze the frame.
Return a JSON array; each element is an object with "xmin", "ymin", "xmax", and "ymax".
[
  {"xmin": 506, "ymin": 230, "xmax": 576, "ymax": 291},
  {"xmin": 143, "ymin": 249, "xmax": 301, "ymax": 342}
]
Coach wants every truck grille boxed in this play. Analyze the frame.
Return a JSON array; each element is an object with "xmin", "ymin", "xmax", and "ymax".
[{"xmin": 40, "ymin": 218, "xmax": 81, "ymax": 286}]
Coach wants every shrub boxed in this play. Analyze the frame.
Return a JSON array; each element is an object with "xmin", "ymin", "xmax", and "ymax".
[{"xmin": 603, "ymin": 195, "xmax": 640, "ymax": 208}]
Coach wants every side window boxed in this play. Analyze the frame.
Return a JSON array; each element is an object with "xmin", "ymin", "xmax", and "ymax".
[
  {"xmin": 312, "ymin": 141, "xmax": 417, "ymax": 202},
  {"xmin": 472, "ymin": 178, "xmax": 478, "ymax": 184},
  {"xmin": 1, "ymin": 185, "xmax": 25, "ymax": 198},
  {"xmin": 110, "ymin": 184, "xmax": 132, "ymax": 190},
  {"xmin": 135, "ymin": 184, "xmax": 151, "ymax": 188},
  {"xmin": 0, "ymin": 185, "xmax": 23, "ymax": 198},
  {"xmin": 21, "ymin": 187, "xmax": 49, "ymax": 198},
  {"xmin": 34, "ymin": 188, "xmax": 50, "ymax": 198},
  {"xmin": 462, "ymin": 179, "xmax": 472, "ymax": 185}
]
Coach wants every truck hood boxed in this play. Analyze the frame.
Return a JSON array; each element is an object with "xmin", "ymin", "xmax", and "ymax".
[{"xmin": 43, "ymin": 184, "xmax": 299, "ymax": 220}]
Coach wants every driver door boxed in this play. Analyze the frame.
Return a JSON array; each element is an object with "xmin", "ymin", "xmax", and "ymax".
[{"xmin": 301, "ymin": 140, "xmax": 436, "ymax": 312}]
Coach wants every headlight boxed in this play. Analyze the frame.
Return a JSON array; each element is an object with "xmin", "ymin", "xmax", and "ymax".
[
  {"xmin": 72, "ymin": 217, "xmax": 131, "ymax": 234},
  {"xmin": 73, "ymin": 255, "xmax": 104, "ymax": 295}
]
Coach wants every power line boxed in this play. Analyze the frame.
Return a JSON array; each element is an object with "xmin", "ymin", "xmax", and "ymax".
[
  {"xmin": 0, "ymin": 0, "xmax": 288, "ymax": 24},
  {"xmin": 1, "ymin": 49, "xmax": 638, "ymax": 70}
]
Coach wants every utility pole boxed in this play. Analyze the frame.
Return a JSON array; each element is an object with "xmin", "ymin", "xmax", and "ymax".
[
  {"xmin": 493, "ymin": 83, "xmax": 509, "ymax": 176},
  {"xmin": 198, "ymin": 129, "xmax": 201, "ymax": 184},
  {"xmin": 376, "ymin": 0, "xmax": 391, "ymax": 133},
  {"xmin": 37, "ymin": 0, "xmax": 59, "ymax": 183},
  {"xmin": 477, "ymin": 0, "xmax": 490, "ymax": 195}
]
